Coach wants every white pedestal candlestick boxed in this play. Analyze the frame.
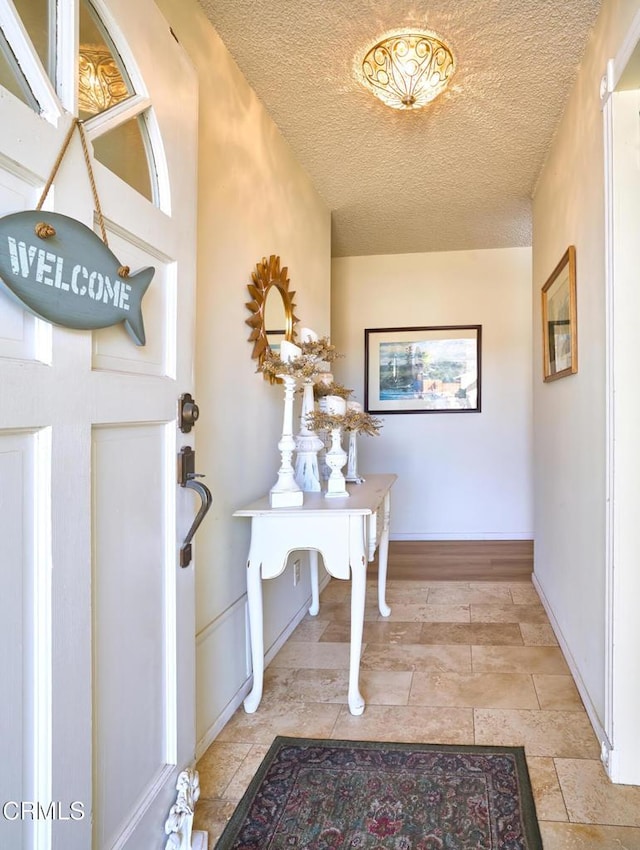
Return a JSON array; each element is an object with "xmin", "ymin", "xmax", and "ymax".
[
  {"xmin": 325, "ymin": 426, "xmax": 349, "ymax": 498},
  {"xmin": 295, "ymin": 379, "xmax": 323, "ymax": 491},
  {"xmin": 345, "ymin": 400, "xmax": 364, "ymax": 483},
  {"xmin": 345, "ymin": 430, "xmax": 365, "ymax": 483},
  {"xmin": 270, "ymin": 373, "xmax": 303, "ymax": 507},
  {"xmin": 316, "ymin": 397, "xmax": 330, "ymax": 482}
]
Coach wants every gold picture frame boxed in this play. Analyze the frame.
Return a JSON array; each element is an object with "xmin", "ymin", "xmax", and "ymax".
[{"xmin": 541, "ymin": 246, "xmax": 577, "ymax": 382}]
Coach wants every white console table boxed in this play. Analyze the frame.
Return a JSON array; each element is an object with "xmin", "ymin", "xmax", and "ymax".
[{"xmin": 233, "ymin": 473, "xmax": 396, "ymax": 715}]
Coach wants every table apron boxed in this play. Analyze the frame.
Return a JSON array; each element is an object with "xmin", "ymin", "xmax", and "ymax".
[{"xmin": 249, "ymin": 513, "xmax": 369, "ymax": 580}]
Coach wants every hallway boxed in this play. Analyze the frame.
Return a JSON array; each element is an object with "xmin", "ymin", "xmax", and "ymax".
[{"xmin": 194, "ymin": 577, "xmax": 640, "ymax": 848}]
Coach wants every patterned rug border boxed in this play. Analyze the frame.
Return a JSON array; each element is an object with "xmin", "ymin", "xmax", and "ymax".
[{"xmin": 215, "ymin": 736, "xmax": 543, "ymax": 849}]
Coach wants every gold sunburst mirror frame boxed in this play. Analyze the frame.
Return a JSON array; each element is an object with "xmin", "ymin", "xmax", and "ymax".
[{"xmin": 246, "ymin": 255, "xmax": 299, "ymax": 380}]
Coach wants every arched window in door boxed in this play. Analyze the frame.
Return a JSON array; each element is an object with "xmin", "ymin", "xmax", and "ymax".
[{"xmin": 0, "ymin": 0, "xmax": 162, "ymax": 206}]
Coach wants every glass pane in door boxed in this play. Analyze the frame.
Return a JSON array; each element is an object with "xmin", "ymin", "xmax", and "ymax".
[
  {"xmin": 78, "ymin": 0, "xmax": 133, "ymax": 118},
  {"xmin": 92, "ymin": 114, "xmax": 155, "ymax": 202},
  {"xmin": 0, "ymin": 27, "xmax": 38, "ymax": 109},
  {"xmin": 13, "ymin": 0, "xmax": 55, "ymax": 81}
]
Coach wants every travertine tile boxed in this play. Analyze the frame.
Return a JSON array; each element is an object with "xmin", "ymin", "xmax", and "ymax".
[
  {"xmin": 539, "ymin": 821, "xmax": 640, "ymax": 849},
  {"xmin": 533, "ymin": 675, "xmax": 584, "ymax": 710},
  {"xmin": 472, "ymin": 645, "xmax": 570, "ymax": 675},
  {"xmin": 428, "ymin": 585, "xmax": 512, "ymax": 604},
  {"xmin": 520, "ymin": 623, "xmax": 559, "ymax": 645},
  {"xmin": 420, "ymin": 622, "xmax": 523, "ymax": 645},
  {"xmin": 331, "ymin": 704, "xmax": 474, "ymax": 744},
  {"xmin": 289, "ymin": 618, "xmax": 331, "ymax": 641},
  {"xmin": 471, "ymin": 603, "xmax": 550, "ymax": 624},
  {"xmin": 263, "ymin": 668, "xmax": 412, "ymax": 706},
  {"xmin": 195, "ymin": 741, "xmax": 252, "ymax": 798},
  {"xmin": 510, "ymin": 585, "xmax": 542, "ymax": 605},
  {"xmin": 361, "ymin": 642, "xmax": 471, "ymax": 673},
  {"xmin": 193, "ymin": 799, "xmax": 237, "ymax": 845},
  {"xmin": 195, "ymin": 577, "xmax": 629, "ymax": 841},
  {"xmin": 360, "ymin": 670, "xmax": 413, "ymax": 705},
  {"xmin": 311, "ymin": 601, "xmax": 381, "ymax": 622},
  {"xmin": 526, "ymin": 757, "xmax": 568, "ymax": 821},
  {"xmin": 216, "ymin": 701, "xmax": 341, "ymax": 745},
  {"xmin": 321, "ymin": 620, "xmax": 423, "ymax": 644},
  {"xmin": 474, "ymin": 709, "xmax": 600, "ymax": 758},
  {"xmin": 409, "ymin": 671, "xmax": 539, "ymax": 709},
  {"xmin": 383, "ymin": 585, "xmax": 430, "ymax": 603},
  {"xmin": 223, "ymin": 743, "xmax": 270, "ymax": 801},
  {"xmin": 319, "ymin": 579, "xmax": 350, "ymax": 602},
  {"xmin": 270, "ymin": 640, "xmax": 352, "ymax": 669},
  {"xmin": 555, "ymin": 759, "xmax": 640, "ymax": 826},
  {"xmin": 385, "ymin": 603, "xmax": 471, "ymax": 622}
]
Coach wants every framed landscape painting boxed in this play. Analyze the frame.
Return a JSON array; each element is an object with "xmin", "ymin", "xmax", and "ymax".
[
  {"xmin": 364, "ymin": 325, "xmax": 482, "ymax": 414},
  {"xmin": 541, "ymin": 246, "xmax": 577, "ymax": 382}
]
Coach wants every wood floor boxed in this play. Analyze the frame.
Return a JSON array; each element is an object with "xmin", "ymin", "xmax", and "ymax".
[{"xmin": 373, "ymin": 540, "xmax": 533, "ymax": 581}]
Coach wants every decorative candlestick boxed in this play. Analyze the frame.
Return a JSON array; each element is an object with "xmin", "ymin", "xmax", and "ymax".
[
  {"xmin": 316, "ymin": 395, "xmax": 331, "ymax": 482},
  {"xmin": 294, "ymin": 378, "xmax": 323, "ymax": 491},
  {"xmin": 345, "ymin": 431, "xmax": 364, "ymax": 483},
  {"xmin": 324, "ymin": 395, "xmax": 349, "ymax": 498},
  {"xmin": 270, "ymin": 342, "xmax": 303, "ymax": 507},
  {"xmin": 325, "ymin": 426, "xmax": 349, "ymax": 498},
  {"xmin": 345, "ymin": 400, "xmax": 365, "ymax": 483}
]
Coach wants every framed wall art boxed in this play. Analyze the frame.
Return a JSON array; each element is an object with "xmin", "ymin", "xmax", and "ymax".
[
  {"xmin": 541, "ymin": 246, "xmax": 577, "ymax": 382},
  {"xmin": 364, "ymin": 325, "xmax": 482, "ymax": 414}
]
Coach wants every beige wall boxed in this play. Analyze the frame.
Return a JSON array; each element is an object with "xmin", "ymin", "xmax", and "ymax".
[
  {"xmin": 153, "ymin": 0, "xmax": 331, "ymax": 750},
  {"xmin": 532, "ymin": 0, "xmax": 640, "ymax": 741},
  {"xmin": 331, "ymin": 248, "xmax": 533, "ymax": 540}
]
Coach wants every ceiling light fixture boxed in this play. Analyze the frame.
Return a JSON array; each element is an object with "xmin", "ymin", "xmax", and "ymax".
[{"xmin": 359, "ymin": 29, "xmax": 455, "ymax": 110}]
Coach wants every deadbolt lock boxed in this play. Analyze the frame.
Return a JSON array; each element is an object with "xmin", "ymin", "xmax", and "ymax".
[{"xmin": 178, "ymin": 393, "xmax": 199, "ymax": 433}]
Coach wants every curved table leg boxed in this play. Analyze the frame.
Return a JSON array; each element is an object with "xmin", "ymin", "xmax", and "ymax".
[
  {"xmin": 243, "ymin": 556, "xmax": 264, "ymax": 713},
  {"xmin": 308, "ymin": 549, "xmax": 320, "ymax": 616},
  {"xmin": 348, "ymin": 558, "xmax": 366, "ymax": 715},
  {"xmin": 377, "ymin": 492, "xmax": 392, "ymax": 618}
]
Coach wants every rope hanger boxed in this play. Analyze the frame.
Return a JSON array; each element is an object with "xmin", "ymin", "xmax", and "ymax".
[{"xmin": 34, "ymin": 117, "xmax": 130, "ymax": 279}]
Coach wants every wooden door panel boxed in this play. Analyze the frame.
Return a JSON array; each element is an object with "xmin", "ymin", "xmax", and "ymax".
[
  {"xmin": 0, "ymin": 429, "xmax": 50, "ymax": 850},
  {"xmin": 91, "ymin": 226, "xmax": 175, "ymax": 377},
  {"xmin": 92, "ymin": 423, "xmax": 175, "ymax": 848},
  {"xmin": 0, "ymin": 164, "xmax": 49, "ymax": 363}
]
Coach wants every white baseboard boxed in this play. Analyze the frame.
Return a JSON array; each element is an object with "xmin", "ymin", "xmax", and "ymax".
[
  {"xmin": 532, "ymin": 573, "xmax": 611, "ymax": 767},
  {"xmin": 195, "ymin": 575, "xmax": 330, "ymax": 759},
  {"xmin": 390, "ymin": 532, "xmax": 534, "ymax": 541}
]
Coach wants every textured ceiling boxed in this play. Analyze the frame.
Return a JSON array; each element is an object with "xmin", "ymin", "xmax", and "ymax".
[{"xmin": 197, "ymin": 0, "xmax": 601, "ymax": 257}]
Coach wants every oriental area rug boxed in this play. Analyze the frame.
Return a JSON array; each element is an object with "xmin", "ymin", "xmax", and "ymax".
[{"xmin": 214, "ymin": 736, "xmax": 543, "ymax": 849}]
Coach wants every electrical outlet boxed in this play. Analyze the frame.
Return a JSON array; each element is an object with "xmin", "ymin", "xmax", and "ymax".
[{"xmin": 293, "ymin": 559, "xmax": 301, "ymax": 586}]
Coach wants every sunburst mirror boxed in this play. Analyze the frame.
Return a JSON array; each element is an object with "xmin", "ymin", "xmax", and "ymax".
[{"xmin": 245, "ymin": 255, "xmax": 299, "ymax": 379}]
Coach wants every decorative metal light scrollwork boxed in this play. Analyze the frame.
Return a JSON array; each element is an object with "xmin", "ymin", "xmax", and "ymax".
[
  {"xmin": 359, "ymin": 30, "xmax": 455, "ymax": 110},
  {"xmin": 245, "ymin": 254, "xmax": 299, "ymax": 380}
]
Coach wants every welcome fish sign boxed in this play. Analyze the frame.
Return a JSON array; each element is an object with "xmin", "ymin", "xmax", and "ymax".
[{"xmin": 0, "ymin": 210, "xmax": 154, "ymax": 345}]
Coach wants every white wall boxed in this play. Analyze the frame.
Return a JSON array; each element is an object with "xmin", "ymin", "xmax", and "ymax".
[
  {"xmin": 532, "ymin": 0, "xmax": 640, "ymax": 745},
  {"xmin": 153, "ymin": 0, "xmax": 331, "ymax": 752},
  {"xmin": 331, "ymin": 248, "xmax": 533, "ymax": 541}
]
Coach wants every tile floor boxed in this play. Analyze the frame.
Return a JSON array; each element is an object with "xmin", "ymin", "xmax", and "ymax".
[{"xmin": 194, "ymin": 578, "xmax": 640, "ymax": 848}]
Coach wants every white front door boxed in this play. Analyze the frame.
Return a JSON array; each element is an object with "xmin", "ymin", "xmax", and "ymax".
[{"xmin": 0, "ymin": 2, "xmax": 200, "ymax": 848}]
